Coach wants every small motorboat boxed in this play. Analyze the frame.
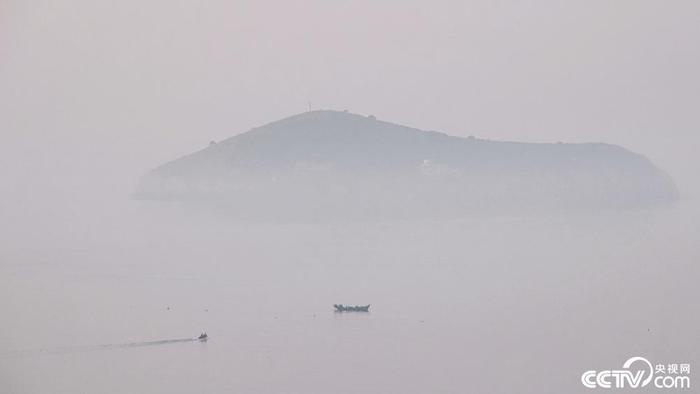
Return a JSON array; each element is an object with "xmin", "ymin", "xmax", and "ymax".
[
  {"xmin": 198, "ymin": 332, "xmax": 208, "ymax": 341},
  {"xmin": 333, "ymin": 304, "xmax": 370, "ymax": 312}
]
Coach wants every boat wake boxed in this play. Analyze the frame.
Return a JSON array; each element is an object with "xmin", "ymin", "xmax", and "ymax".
[{"xmin": 2, "ymin": 337, "xmax": 202, "ymax": 358}]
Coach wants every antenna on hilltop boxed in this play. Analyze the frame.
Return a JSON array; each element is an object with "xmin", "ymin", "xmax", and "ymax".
[{"xmin": 307, "ymin": 101, "xmax": 312, "ymax": 112}]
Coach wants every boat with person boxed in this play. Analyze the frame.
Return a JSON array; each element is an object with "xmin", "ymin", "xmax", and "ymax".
[{"xmin": 333, "ymin": 304, "xmax": 370, "ymax": 312}]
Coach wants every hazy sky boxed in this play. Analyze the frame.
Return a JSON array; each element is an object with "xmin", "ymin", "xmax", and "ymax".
[{"xmin": 1, "ymin": 0, "xmax": 699, "ymax": 200}]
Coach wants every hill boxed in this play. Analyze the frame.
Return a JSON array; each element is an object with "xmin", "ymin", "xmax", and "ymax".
[{"xmin": 135, "ymin": 110, "xmax": 678, "ymax": 216}]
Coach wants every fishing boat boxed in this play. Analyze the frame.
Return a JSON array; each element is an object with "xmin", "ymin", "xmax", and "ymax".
[
  {"xmin": 198, "ymin": 332, "xmax": 208, "ymax": 341},
  {"xmin": 333, "ymin": 304, "xmax": 370, "ymax": 312}
]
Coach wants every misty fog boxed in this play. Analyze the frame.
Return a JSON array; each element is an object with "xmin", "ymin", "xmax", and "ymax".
[{"xmin": 1, "ymin": 1, "xmax": 698, "ymax": 393}]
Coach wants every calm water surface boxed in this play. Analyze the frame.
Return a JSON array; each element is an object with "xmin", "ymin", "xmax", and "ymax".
[{"xmin": 1, "ymin": 198, "xmax": 698, "ymax": 393}]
